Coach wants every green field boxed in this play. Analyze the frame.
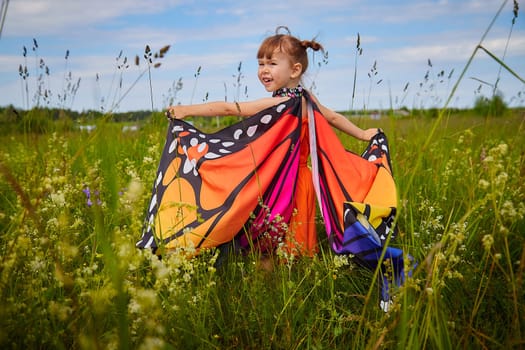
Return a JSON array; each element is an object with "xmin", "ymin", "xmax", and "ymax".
[
  {"xmin": 0, "ymin": 106, "xmax": 523, "ymax": 349},
  {"xmin": 1, "ymin": 2, "xmax": 524, "ymax": 346}
]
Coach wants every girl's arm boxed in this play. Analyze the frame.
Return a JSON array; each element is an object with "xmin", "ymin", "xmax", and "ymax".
[
  {"xmin": 310, "ymin": 94, "xmax": 378, "ymax": 141},
  {"xmin": 167, "ymin": 97, "xmax": 289, "ymax": 119}
]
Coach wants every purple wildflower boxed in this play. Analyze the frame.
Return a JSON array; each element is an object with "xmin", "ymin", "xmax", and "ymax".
[{"xmin": 82, "ymin": 186, "xmax": 93, "ymax": 207}]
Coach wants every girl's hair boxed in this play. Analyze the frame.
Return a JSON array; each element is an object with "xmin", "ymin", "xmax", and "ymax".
[{"xmin": 257, "ymin": 26, "xmax": 324, "ymax": 74}]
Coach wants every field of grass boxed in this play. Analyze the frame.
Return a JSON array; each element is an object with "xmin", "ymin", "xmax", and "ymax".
[
  {"xmin": 1, "ymin": 1, "xmax": 524, "ymax": 347},
  {"xmin": 0, "ymin": 106, "xmax": 523, "ymax": 349}
]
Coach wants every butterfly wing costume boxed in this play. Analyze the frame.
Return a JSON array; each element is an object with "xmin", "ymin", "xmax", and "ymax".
[{"xmin": 136, "ymin": 92, "xmax": 413, "ymax": 304}]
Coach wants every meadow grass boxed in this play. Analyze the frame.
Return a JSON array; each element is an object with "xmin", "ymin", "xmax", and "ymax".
[
  {"xmin": 0, "ymin": 108, "xmax": 523, "ymax": 349},
  {"xmin": 1, "ymin": 1, "xmax": 524, "ymax": 348}
]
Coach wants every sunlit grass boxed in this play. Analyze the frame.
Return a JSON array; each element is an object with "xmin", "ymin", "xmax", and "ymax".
[
  {"xmin": 1, "ymin": 0, "xmax": 524, "ymax": 348},
  {"xmin": 0, "ymin": 106, "xmax": 523, "ymax": 348}
]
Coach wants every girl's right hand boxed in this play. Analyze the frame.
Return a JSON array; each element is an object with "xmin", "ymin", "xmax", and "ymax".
[{"xmin": 361, "ymin": 128, "xmax": 382, "ymax": 141}]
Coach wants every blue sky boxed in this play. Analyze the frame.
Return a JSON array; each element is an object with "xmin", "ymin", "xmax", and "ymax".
[{"xmin": 0, "ymin": 0, "xmax": 523, "ymax": 112}]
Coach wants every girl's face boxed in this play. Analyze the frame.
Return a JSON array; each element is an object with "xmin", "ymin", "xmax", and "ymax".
[{"xmin": 257, "ymin": 50, "xmax": 302, "ymax": 92}]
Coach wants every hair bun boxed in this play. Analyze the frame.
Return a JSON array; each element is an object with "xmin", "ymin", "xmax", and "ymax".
[{"xmin": 301, "ymin": 40, "xmax": 323, "ymax": 52}]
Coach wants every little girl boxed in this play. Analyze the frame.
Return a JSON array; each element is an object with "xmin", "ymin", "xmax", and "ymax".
[
  {"xmin": 138, "ymin": 27, "xmax": 411, "ymax": 308},
  {"xmin": 163, "ymin": 28, "xmax": 379, "ymax": 256}
]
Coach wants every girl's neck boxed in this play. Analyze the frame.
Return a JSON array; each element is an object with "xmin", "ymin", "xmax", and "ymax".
[{"xmin": 272, "ymin": 85, "xmax": 303, "ymax": 98}]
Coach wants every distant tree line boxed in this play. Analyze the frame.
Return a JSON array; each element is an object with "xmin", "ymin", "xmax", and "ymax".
[
  {"xmin": 0, "ymin": 94, "xmax": 516, "ymax": 135},
  {"xmin": 0, "ymin": 105, "xmax": 158, "ymax": 134}
]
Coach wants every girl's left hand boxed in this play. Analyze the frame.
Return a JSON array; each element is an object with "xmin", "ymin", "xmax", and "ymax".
[{"xmin": 361, "ymin": 128, "xmax": 382, "ymax": 141}]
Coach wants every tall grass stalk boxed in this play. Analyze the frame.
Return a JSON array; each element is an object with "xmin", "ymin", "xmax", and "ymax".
[
  {"xmin": 493, "ymin": 0, "xmax": 520, "ymax": 95},
  {"xmin": 190, "ymin": 65, "xmax": 202, "ymax": 105},
  {"xmin": 350, "ymin": 32, "xmax": 363, "ymax": 111},
  {"xmin": 400, "ymin": 0, "xmax": 515, "ymax": 199}
]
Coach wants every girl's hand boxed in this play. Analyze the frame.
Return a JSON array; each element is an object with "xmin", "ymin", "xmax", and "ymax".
[
  {"xmin": 166, "ymin": 105, "xmax": 186, "ymax": 119},
  {"xmin": 361, "ymin": 128, "xmax": 382, "ymax": 141}
]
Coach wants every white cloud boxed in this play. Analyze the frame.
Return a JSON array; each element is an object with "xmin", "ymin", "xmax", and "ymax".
[
  {"xmin": 350, "ymin": 0, "xmax": 498, "ymax": 24},
  {"xmin": 4, "ymin": 0, "xmax": 184, "ymax": 36},
  {"xmin": 0, "ymin": 54, "xmax": 20, "ymax": 74},
  {"xmin": 379, "ymin": 36, "xmax": 525, "ymax": 67}
]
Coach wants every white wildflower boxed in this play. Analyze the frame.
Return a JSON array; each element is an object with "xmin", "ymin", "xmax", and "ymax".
[
  {"xmin": 495, "ymin": 172, "xmax": 508, "ymax": 187},
  {"xmin": 496, "ymin": 143, "xmax": 508, "ymax": 156},
  {"xmin": 50, "ymin": 191, "xmax": 66, "ymax": 207},
  {"xmin": 500, "ymin": 200, "xmax": 517, "ymax": 219},
  {"xmin": 478, "ymin": 179, "xmax": 490, "ymax": 190},
  {"xmin": 482, "ymin": 234, "xmax": 494, "ymax": 252},
  {"xmin": 333, "ymin": 254, "xmax": 351, "ymax": 269}
]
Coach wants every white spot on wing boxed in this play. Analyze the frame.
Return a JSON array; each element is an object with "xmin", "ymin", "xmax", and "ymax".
[
  {"xmin": 183, "ymin": 159, "xmax": 194, "ymax": 174},
  {"xmin": 261, "ymin": 114, "xmax": 272, "ymax": 124},
  {"xmin": 144, "ymin": 236, "xmax": 154, "ymax": 248},
  {"xmin": 247, "ymin": 125, "xmax": 258, "ymax": 137},
  {"xmin": 205, "ymin": 152, "xmax": 221, "ymax": 159},
  {"xmin": 149, "ymin": 194, "xmax": 157, "ymax": 212},
  {"xmin": 168, "ymin": 139, "xmax": 177, "ymax": 153}
]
